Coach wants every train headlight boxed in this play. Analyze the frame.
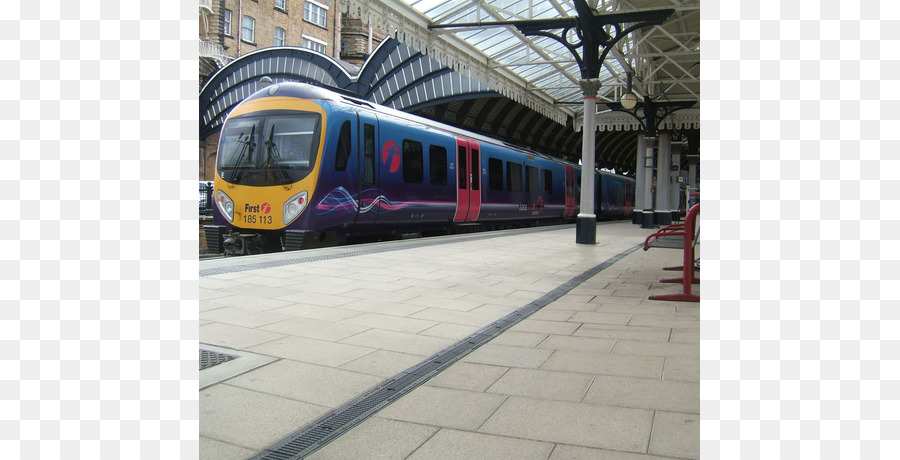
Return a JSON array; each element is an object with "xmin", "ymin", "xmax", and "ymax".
[
  {"xmin": 283, "ymin": 191, "xmax": 308, "ymax": 225},
  {"xmin": 216, "ymin": 189, "xmax": 234, "ymax": 222}
]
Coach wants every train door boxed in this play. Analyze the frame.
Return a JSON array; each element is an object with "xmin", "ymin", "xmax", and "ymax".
[
  {"xmin": 453, "ymin": 137, "xmax": 482, "ymax": 222},
  {"xmin": 355, "ymin": 111, "xmax": 380, "ymax": 226},
  {"xmin": 564, "ymin": 165, "xmax": 575, "ymax": 217}
]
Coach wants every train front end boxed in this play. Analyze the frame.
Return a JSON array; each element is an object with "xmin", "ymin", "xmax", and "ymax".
[{"xmin": 212, "ymin": 84, "xmax": 327, "ymax": 254}]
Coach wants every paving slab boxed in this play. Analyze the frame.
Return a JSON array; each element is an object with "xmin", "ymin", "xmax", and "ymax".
[
  {"xmin": 424, "ymin": 362, "xmax": 510, "ymax": 392},
  {"xmin": 225, "ymin": 359, "xmax": 384, "ymax": 408},
  {"xmin": 199, "ymin": 436, "xmax": 257, "ymax": 460},
  {"xmin": 337, "ymin": 349, "xmax": 428, "ymax": 378},
  {"xmin": 583, "ymin": 375, "xmax": 700, "ymax": 414},
  {"xmin": 199, "ymin": 384, "xmax": 328, "ymax": 452},
  {"xmin": 478, "ymin": 396, "xmax": 654, "ymax": 453},
  {"xmin": 248, "ymin": 334, "xmax": 376, "ymax": 367},
  {"xmin": 199, "ymin": 306, "xmax": 293, "ymax": 329},
  {"xmin": 256, "ymin": 316, "xmax": 371, "ymax": 342},
  {"xmin": 485, "ymin": 367, "xmax": 594, "ymax": 402},
  {"xmin": 198, "ymin": 223, "xmax": 699, "ymax": 459},
  {"xmin": 339, "ymin": 329, "xmax": 457, "ymax": 356},
  {"xmin": 461, "ymin": 343, "xmax": 554, "ymax": 369},
  {"xmin": 198, "ymin": 323, "xmax": 285, "ymax": 350},
  {"xmin": 663, "ymin": 356, "xmax": 701, "ymax": 382},
  {"xmin": 549, "ymin": 444, "xmax": 676, "ymax": 460},
  {"xmin": 648, "ymin": 411, "xmax": 701, "ymax": 459},
  {"xmin": 540, "ymin": 349, "xmax": 665, "ymax": 380},
  {"xmin": 408, "ymin": 428, "xmax": 554, "ymax": 460},
  {"xmin": 377, "ymin": 385, "xmax": 508, "ymax": 431},
  {"xmin": 305, "ymin": 417, "xmax": 438, "ymax": 460}
]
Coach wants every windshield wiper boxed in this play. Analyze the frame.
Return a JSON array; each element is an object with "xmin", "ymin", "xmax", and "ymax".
[
  {"xmin": 264, "ymin": 124, "xmax": 293, "ymax": 185},
  {"xmin": 227, "ymin": 124, "xmax": 256, "ymax": 184}
]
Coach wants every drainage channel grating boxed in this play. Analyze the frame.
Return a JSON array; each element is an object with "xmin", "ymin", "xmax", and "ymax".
[
  {"xmin": 200, "ymin": 349, "xmax": 239, "ymax": 371},
  {"xmin": 249, "ymin": 243, "xmax": 643, "ymax": 460}
]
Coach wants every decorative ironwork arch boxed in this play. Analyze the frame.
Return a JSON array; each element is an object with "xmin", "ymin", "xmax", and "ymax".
[{"xmin": 199, "ymin": 38, "xmax": 499, "ymax": 139}]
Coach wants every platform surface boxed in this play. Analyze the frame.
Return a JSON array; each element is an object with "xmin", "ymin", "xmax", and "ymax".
[{"xmin": 199, "ymin": 222, "xmax": 700, "ymax": 460}]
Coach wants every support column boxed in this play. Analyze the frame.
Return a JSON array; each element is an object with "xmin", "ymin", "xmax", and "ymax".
[
  {"xmin": 688, "ymin": 162, "xmax": 699, "ymax": 209},
  {"xmin": 633, "ymin": 133, "xmax": 646, "ymax": 224},
  {"xmin": 642, "ymin": 140, "xmax": 655, "ymax": 211},
  {"xmin": 655, "ymin": 133, "xmax": 672, "ymax": 225},
  {"xmin": 641, "ymin": 139, "xmax": 655, "ymax": 228},
  {"xmin": 671, "ymin": 148, "xmax": 682, "ymax": 220},
  {"xmin": 576, "ymin": 79, "xmax": 601, "ymax": 244}
]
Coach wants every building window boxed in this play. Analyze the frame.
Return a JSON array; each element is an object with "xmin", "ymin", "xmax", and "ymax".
[
  {"xmin": 429, "ymin": 146, "xmax": 447, "ymax": 186},
  {"xmin": 302, "ymin": 35, "xmax": 327, "ymax": 54},
  {"xmin": 274, "ymin": 27, "xmax": 285, "ymax": 46},
  {"xmin": 275, "ymin": 0, "xmax": 286, "ymax": 12},
  {"xmin": 403, "ymin": 140, "xmax": 424, "ymax": 184},
  {"xmin": 242, "ymin": 15, "xmax": 255, "ymax": 43},
  {"xmin": 303, "ymin": 0, "xmax": 328, "ymax": 28},
  {"xmin": 222, "ymin": 9, "xmax": 232, "ymax": 36}
]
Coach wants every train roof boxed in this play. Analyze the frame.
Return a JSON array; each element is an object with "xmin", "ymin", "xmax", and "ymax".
[{"xmin": 239, "ymin": 81, "xmax": 635, "ymax": 177}]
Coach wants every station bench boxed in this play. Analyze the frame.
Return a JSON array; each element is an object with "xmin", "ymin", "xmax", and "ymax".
[{"xmin": 642, "ymin": 203, "xmax": 699, "ymax": 302}]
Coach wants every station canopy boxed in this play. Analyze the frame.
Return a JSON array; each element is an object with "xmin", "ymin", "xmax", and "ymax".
[
  {"xmin": 201, "ymin": 0, "xmax": 699, "ymax": 174},
  {"xmin": 340, "ymin": 0, "xmax": 700, "ymax": 172}
]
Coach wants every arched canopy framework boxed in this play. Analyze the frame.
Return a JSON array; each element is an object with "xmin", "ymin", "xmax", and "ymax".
[
  {"xmin": 200, "ymin": 0, "xmax": 700, "ymax": 174},
  {"xmin": 200, "ymin": 39, "xmax": 500, "ymax": 139}
]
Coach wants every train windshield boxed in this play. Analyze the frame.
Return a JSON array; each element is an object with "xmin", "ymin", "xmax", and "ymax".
[{"xmin": 218, "ymin": 112, "xmax": 322, "ymax": 186}]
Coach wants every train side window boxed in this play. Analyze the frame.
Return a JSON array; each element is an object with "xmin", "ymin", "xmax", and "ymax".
[
  {"xmin": 429, "ymin": 145, "xmax": 447, "ymax": 185},
  {"xmin": 525, "ymin": 165, "xmax": 539, "ymax": 194},
  {"xmin": 488, "ymin": 158, "xmax": 503, "ymax": 191},
  {"xmin": 458, "ymin": 146, "xmax": 467, "ymax": 188},
  {"xmin": 403, "ymin": 140, "xmax": 424, "ymax": 184},
  {"xmin": 470, "ymin": 149, "xmax": 479, "ymax": 190},
  {"xmin": 363, "ymin": 124, "xmax": 375, "ymax": 184},
  {"xmin": 334, "ymin": 121, "xmax": 351, "ymax": 171},
  {"xmin": 507, "ymin": 162, "xmax": 522, "ymax": 192},
  {"xmin": 542, "ymin": 169, "xmax": 553, "ymax": 194}
]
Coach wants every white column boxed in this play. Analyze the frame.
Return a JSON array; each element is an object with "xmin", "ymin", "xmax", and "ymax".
[
  {"xmin": 671, "ymin": 150, "xmax": 682, "ymax": 213},
  {"xmin": 634, "ymin": 134, "xmax": 646, "ymax": 211},
  {"xmin": 576, "ymin": 79, "xmax": 601, "ymax": 244},
  {"xmin": 657, "ymin": 133, "xmax": 671, "ymax": 211},
  {"xmin": 642, "ymin": 140, "xmax": 655, "ymax": 210}
]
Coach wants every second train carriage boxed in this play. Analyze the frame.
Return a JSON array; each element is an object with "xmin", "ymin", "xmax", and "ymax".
[{"xmin": 211, "ymin": 82, "xmax": 633, "ymax": 254}]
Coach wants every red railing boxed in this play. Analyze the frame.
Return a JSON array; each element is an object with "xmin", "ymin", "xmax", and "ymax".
[{"xmin": 643, "ymin": 203, "xmax": 699, "ymax": 302}]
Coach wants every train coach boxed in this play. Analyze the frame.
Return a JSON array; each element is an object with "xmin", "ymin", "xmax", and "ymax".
[{"xmin": 208, "ymin": 81, "xmax": 633, "ymax": 255}]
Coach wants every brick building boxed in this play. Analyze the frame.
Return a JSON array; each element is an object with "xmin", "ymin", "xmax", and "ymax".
[
  {"xmin": 199, "ymin": 0, "xmax": 387, "ymax": 180},
  {"xmin": 200, "ymin": 0, "xmax": 341, "ymax": 88}
]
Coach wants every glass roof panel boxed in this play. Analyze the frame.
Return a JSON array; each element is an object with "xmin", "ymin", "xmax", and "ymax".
[
  {"xmin": 481, "ymin": 36, "xmax": 522, "ymax": 56},
  {"xmin": 399, "ymin": 0, "xmax": 700, "ymax": 122},
  {"xmin": 408, "ymin": 0, "xmax": 446, "ymax": 13},
  {"xmin": 416, "ymin": 1, "xmax": 464, "ymax": 19},
  {"xmin": 468, "ymin": 28, "xmax": 511, "ymax": 47},
  {"xmin": 531, "ymin": 3, "xmax": 559, "ymax": 19}
]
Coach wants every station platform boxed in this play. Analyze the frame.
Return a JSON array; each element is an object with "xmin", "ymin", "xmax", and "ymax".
[{"xmin": 199, "ymin": 222, "xmax": 700, "ymax": 460}]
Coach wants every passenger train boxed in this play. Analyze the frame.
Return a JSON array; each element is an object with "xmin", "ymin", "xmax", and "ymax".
[{"xmin": 210, "ymin": 81, "xmax": 633, "ymax": 254}]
